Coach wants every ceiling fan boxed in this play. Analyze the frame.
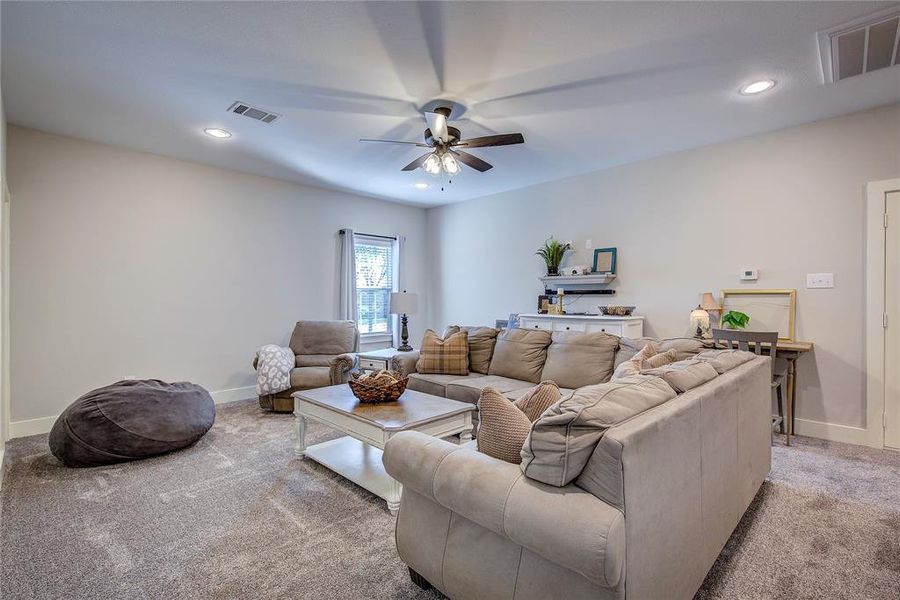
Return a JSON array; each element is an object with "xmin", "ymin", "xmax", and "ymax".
[{"xmin": 359, "ymin": 105, "xmax": 524, "ymax": 175}]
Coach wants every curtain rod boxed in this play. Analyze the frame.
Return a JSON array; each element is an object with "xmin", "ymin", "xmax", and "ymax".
[{"xmin": 339, "ymin": 229, "xmax": 396, "ymax": 241}]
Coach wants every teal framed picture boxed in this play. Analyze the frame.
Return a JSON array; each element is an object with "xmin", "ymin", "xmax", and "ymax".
[{"xmin": 592, "ymin": 247, "xmax": 617, "ymax": 274}]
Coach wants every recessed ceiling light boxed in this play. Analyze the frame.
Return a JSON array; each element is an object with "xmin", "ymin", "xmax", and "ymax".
[
  {"xmin": 414, "ymin": 183, "xmax": 429, "ymax": 189},
  {"xmin": 739, "ymin": 80, "xmax": 776, "ymax": 95},
  {"xmin": 204, "ymin": 128, "xmax": 232, "ymax": 139}
]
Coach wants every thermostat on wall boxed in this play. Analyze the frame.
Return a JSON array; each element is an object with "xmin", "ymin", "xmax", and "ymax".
[{"xmin": 740, "ymin": 268, "xmax": 758, "ymax": 281}]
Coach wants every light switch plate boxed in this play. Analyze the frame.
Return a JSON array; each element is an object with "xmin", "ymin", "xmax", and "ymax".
[
  {"xmin": 806, "ymin": 273, "xmax": 834, "ymax": 288},
  {"xmin": 585, "ymin": 239, "xmax": 592, "ymax": 249}
]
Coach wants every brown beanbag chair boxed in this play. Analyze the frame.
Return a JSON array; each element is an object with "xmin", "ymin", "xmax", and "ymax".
[{"xmin": 49, "ymin": 379, "xmax": 215, "ymax": 467}]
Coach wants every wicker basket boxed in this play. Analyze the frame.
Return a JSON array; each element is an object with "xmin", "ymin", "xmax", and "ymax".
[
  {"xmin": 598, "ymin": 305, "xmax": 636, "ymax": 316},
  {"xmin": 348, "ymin": 371, "xmax": 409, "ymax": 403}
]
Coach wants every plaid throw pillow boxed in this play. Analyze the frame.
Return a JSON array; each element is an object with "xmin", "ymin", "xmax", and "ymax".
[{"xmin": 416, "ymin": 329, "xmax": 469, "ymax": 375}]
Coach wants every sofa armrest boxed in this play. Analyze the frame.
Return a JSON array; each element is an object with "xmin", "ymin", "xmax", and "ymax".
[
  {"xmin": 329, "ymin": 353, "xmax": 358, "ymax": 384},
  {"xmin": 390, "ymin": 350, "xmax": 419, "ymax": 377},
  {"xmin": 384, "ymin": 431, "xmax": 625, "ymax": 589}
]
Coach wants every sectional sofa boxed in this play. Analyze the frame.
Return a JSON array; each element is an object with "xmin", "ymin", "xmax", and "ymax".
[{"xmin": 385, "ymin": 327, "xmax": 772, "ymax": 600}]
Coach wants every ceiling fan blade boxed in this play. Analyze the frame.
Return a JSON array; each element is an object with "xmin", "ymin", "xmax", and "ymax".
[
  {"xmin": 401, "ymin": 152, "xmax": 434, "ymax": 172},
  {"xmin": 454, "ymin": 133, "xmax": 525, "ymax": 148},
  {"xmin": 359, "ymin": 138, "xmax": 430, "ymax": 147},
  {"xmin": 424, "ymin": 108, "xmax": 450, "ymax": 143},
  {"xmin": 451, "ymin": 149, "xmax": 493, "ymax": 172}
]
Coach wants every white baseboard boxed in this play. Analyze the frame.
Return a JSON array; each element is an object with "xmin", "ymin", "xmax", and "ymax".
[
  {"xmin": 8, "ymin": 415, "xmax": 57, "ymax": 439},
  {"xmin": 8, "ymin": 385, "xmax": 257, "ymax": 439},
  {"xmin": 792, "ymin": 417, "xmax": 877, "ymax": 448},
  {"xmin": 210, "ymin": 385, "xmax": 257, "ymax": 405}
]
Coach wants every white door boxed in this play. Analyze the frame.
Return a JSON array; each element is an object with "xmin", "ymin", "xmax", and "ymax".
[{"xmin": 886, "ymin": 190, "xmax": 900, "ymax": 449}]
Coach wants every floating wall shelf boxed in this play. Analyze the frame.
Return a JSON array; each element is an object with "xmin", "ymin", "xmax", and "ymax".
[{"xmin": 540, "ymin": 274, "xmax": 617, "ymax": 295}]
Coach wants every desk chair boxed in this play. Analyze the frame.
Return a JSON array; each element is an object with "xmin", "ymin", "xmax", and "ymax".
[{"xmin": 711, "ymin": 329, "xmax": 792, "ymax": 445}]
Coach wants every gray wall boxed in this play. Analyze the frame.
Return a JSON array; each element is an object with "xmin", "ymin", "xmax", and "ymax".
[
  {"xmin": 427, "ymin": 103, "xmax": 900, "ymax": 432},
  {"xmin": 8, "ymin": 126, "xmax": 428, "ymax": 423}
]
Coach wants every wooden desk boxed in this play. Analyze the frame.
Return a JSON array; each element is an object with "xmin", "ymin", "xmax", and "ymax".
[{"xmin": 743, "ymin": 340, "xmax": 814, "ymax": 446}]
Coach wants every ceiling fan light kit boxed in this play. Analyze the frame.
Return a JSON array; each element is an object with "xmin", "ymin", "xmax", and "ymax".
[{"xmin": 360, "ymin": 101, "xmax": 525, "ymax": 180}]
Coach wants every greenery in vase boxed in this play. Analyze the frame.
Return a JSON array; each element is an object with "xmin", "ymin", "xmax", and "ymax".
[
  {"xmin": 721, "ymin": 310, "xmax": 750, "ymax": 329},
  {"xmin": 535, "ymin": 237, "xmax": 571, "ymax": 272}
]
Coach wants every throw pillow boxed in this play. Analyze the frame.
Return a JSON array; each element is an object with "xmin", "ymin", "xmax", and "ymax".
[
  {"xmin": 416, "ymin": 329, "xmax": 469, "ymax": 375},
  {"xmin": 521, "ymin": 376, "xmax": 678, "ymax": 486},
  {"xmin": 643, "ymin": 348, "xmax": 678, "ymax": 369},
  {"xmin": 477, "ymin": 387, "xmax": 533, "ymax": 464},
  {"xmin": 513, "ymin": 380, "xmax": 563, "ymax": 421},
  {"xmin": 611, "ymin": 341, "xmax": 660, "ymax": 379}
]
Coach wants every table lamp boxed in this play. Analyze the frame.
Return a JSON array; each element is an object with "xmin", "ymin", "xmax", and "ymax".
[
  {"xmin": 390, "ymin": 291, "xmax": 418, "ymax": 352},
  {"xmin": 700, "ymin": 292, "xmax": 723, "ymax": 326},
  {"xmin": 691, "ymin": 292, "xmax": 723, "ymax": 338},
  {"xmin": 691, "ymin": 306, "xmax": 711, "ymax": 338}
]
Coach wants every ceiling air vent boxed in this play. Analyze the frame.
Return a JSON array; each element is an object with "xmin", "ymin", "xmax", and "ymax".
[
  {"xmin": 227, "ymin": 101, "xmax": 281, "ymax": 124},
  {"xmin": 818, "ymin": 7, "xmax": 900, "ymax": 83}
]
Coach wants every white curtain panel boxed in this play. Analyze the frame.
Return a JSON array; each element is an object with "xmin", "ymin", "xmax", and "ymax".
[
  {"xmin": 392, "ymin": 234, "xmax": 405, "ymax": 348},
  {"xmin": 338, "ymin": 229, "xmax": 358, "ymax": 323}
]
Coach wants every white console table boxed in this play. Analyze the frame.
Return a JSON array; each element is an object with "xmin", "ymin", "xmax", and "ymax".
[{"xmin": 518, "ymin": 313, "xmax": 644, "ymax": 338}]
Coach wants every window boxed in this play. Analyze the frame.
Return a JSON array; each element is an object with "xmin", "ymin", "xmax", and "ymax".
[{"xmin": 354, "ymin": 234, "xmax": 395, "ymax": 336}]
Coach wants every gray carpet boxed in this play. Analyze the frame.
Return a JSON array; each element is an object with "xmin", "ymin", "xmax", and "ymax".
[{"xmin": 1, "ymin": 399, "xmax": 898, "ymax": 600}]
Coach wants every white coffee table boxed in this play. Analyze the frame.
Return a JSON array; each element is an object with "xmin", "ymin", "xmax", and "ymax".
[{"xmin": 292, "ymin": 384, "xmax": 475, "ymax": 515}]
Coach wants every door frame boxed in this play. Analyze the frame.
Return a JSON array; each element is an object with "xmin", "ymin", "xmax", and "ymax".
[{"xmin": 866, "ymin": 178, "xmax": 900, "ymax": 449}]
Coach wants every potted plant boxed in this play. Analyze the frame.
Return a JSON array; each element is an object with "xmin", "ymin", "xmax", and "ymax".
[
  {"xmin": 535, "ymin": 238, "xmax": 571, "ymax": 276},
  {"xmin": 721, "ymin": 310, "xmax": 750, "ymax": 329}
]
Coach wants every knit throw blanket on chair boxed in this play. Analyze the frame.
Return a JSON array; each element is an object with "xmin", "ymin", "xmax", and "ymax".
[{"xmin": 256, "ymin": 345, "xmax": 294, "ymax": 396}]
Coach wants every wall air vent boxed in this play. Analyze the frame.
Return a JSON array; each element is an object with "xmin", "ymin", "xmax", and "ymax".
[
  {"xmin": 227, "ymin": 101, "xmax": 281, "ymax": 124},
  {"xmin": 818, "ymin": 7, "xmax": 900, "ymax": 83}
]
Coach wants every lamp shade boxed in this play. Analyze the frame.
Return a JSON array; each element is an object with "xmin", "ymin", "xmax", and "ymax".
[
  {"xmin": 389, "ymin": 291, "xmax": 418, "ymax": 315},
  {"xmin": 700, "ymin": 292, "xmax": 721, "ymax": 311}
]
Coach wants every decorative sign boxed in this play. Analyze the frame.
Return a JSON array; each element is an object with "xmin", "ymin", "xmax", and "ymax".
[{"xmin": 720, "ymin": 289, "xmax": 797, "ymax": 341}]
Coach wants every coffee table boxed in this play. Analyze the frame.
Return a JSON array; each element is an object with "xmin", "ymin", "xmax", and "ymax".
[{"xmin": 292, "ymin": 384, "xmax": 475, "ymax": 515}]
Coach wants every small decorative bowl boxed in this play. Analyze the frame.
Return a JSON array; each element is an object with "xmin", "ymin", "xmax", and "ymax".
[
  {"xmin": 598, "ymin": 305, "xmax": 636, "ymax": 316},
  {"xmin": 348, "ymin": 371, "xmax": 409, "ymax": 403}
]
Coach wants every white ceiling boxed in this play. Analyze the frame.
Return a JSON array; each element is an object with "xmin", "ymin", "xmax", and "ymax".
[{"xmin": 3, "ymin": 1, "xmax": 899, "ymax": 207}]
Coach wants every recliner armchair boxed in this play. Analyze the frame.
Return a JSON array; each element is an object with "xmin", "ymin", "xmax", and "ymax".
[{"xmin": 253, "ymin": 320, "xmax": 360, "ymax": 412}]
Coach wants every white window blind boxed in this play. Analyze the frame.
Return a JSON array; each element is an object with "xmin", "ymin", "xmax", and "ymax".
[{"xmin": 354, "ymin": 234, "xmax": 395, "ymax": 335}]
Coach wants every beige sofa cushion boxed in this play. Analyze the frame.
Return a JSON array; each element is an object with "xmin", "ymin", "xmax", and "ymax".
[
  {"xmin": 521, "ymin": 376, "xmax": 677, "ymax": 486},
  {"xmin": 407, "ymin": 372, "xmax": 486, "ymax": 397},
  {"xmin": 504, "ymin": 386, "xmax": 574, "ymax": 402},
  {"xmin": 476, "ymin": 388, "xmax": 533, "ymax": 464},
  {"xmin": 488, "ymin": 328, "xmax": 552, "ymax": 383},
  {"xmin": 445, "ymin": 375, "xmax": 533, "ymax": 405},
  {"xmin": 540, "ymin": 331, "xmax": 619, "ymax": 389},
  {"xmin": 643, "ymin": 359, "xmax": 719, "ymax": 393},
  {"xmin": 461, "ymin": 326, "xmax": 500, "ymax": 374},
  {"xmin": 694, "ymin": 349, "xmax": 757, "ymax": 374},
  {"xmin": 416, "ymin": 329, "xmax": 469, "ymax": 375}
]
